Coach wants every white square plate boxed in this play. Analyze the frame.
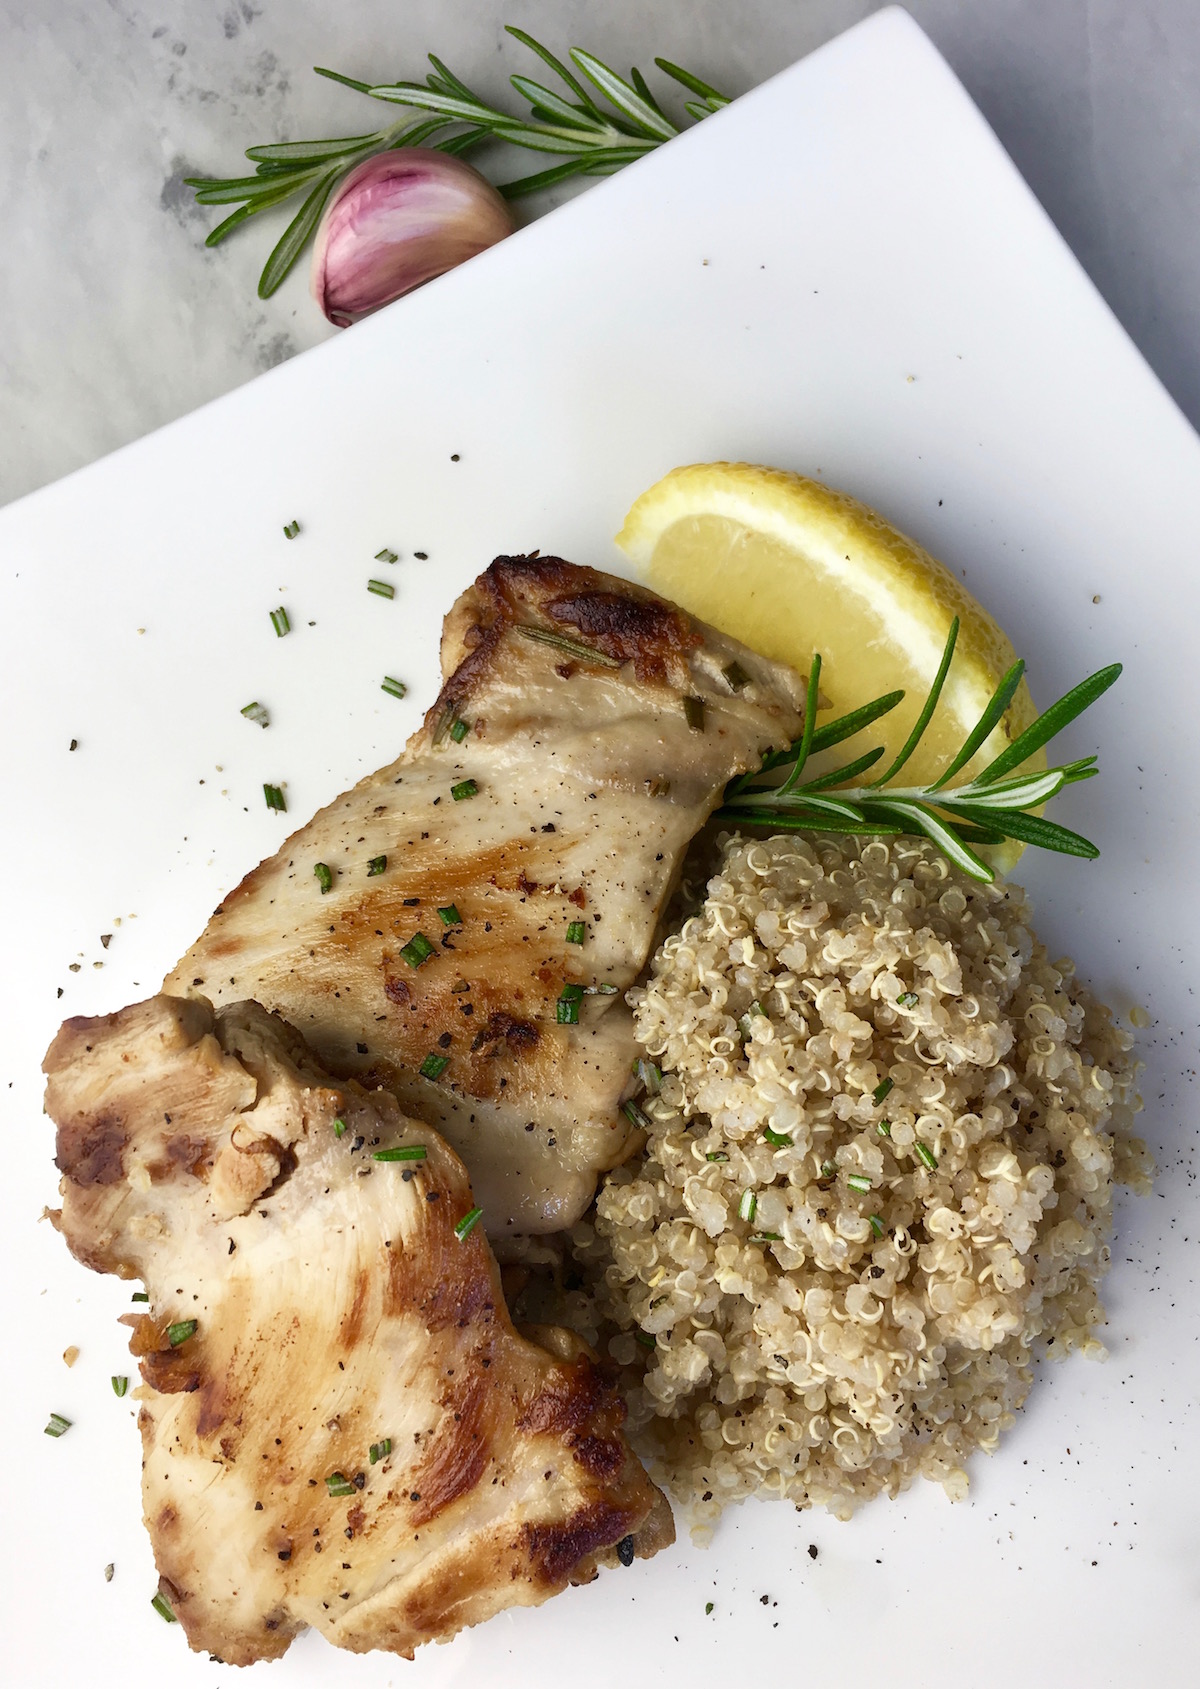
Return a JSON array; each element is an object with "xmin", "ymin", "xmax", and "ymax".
[{"xmin": 2, "ymin": 10, "xmax": 1196, "ymax": 1684}]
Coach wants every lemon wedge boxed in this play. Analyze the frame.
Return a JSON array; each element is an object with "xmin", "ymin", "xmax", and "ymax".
[{"xmin": 616, "ymin": 463, "xmax": 1041, "ymax": 870}]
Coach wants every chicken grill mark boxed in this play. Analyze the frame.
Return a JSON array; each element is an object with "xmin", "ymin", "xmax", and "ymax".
[
  {"xmin": 165, "ymin": 556, "xmax": 805, "ymax": 1238},
  {"xmin": 43, "ymin": 996, "xmax": 672, "ymax": 1665}
]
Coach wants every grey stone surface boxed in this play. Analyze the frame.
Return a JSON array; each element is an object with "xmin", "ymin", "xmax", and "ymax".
[{"xmin": 1, "ymin": 0, "xmax": 1196, "ymax": 506}]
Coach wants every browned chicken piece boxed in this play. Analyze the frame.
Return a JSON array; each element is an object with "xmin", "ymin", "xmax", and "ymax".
[
  {"xmin": 166, "ymin": 557, "xmax": 805, "ymax": 1237},
  {"xmin": 43, "ymin": 995, "xmax": 673, "ymax": 1666}
]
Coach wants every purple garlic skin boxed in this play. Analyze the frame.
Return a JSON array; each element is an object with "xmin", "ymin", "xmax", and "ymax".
[{"xmin": 311, "ymin": 149, "xmax": 516, "ymax": 327}]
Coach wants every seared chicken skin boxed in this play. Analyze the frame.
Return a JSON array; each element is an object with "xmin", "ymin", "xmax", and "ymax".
[
  {"xmin": 166, "ymin": 557, "xmax": 804, "ymax": 1235},
  {"xmin": 44, "ymin": 996, "xmax": 672, "ymax": 1665}
]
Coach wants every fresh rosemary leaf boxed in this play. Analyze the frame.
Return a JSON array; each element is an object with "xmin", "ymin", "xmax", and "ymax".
[
  {"xmin": 504, "ymin": 25, "xmax": 605, "ymax": 116},
  {"xmin": 975, "ymin": 663, "xmax": 1122, "ymax": 784},
  {"xmin": 245, "ymin": 134, "xmax": 379, "ymax": 164},
  {"xmin": 419, "ymin": 1052, "xmax": 450, "ymax": 1080},
  {"xmin": 869, "ymin": 797, "xmax": 993, "ymax": 882},
  {"xmin": 499, "ymin": 156, "xmax": 599, "ymax": 196},
  {"xmin": 777, "ymin": 654, "xmax": 821, "ymax": 795},
  {"xmin": 942, "ymin": 804, "xmax": 1100, "ymax": 859},
  {"xmin": 654, "ymin": 57, "xmax": 732, "ymax": 107},
  {"xmin": 313, "ymin": 66, "xmax": 375, "ymax": 94},
  {"xmin": 931, "ymin": 657, "xmax": 1026, "ymax": 789},
  {"xmin": 954, "ymin": 767, "xmax": 1071, "ymax": 809},
  {"xmin": 260, "ymin": 170, "xmax": 339, "ymax": 295},
  {"xmin": 373, "ymin": 1144, "xmax": 428, "ymax": 1161},
  {"xmin": 794, "ymin": 745, "xmax": 886, "ymax": 791},
  {"xmin": 367, "ymin": 854, "xmax": 387, "ymax": 876},
  {"xmin": 314, "ymin": 862, "xmax": 334, "ymax": 895},
  {"xmin": 569, "ymin": 50, "xmax": 677, "ymax": 139},
  {"xmin": 871, "ymin": 619, "xmax": 959, "ymax": 786},
  {"xmin": 509, "ymin": 75, "xmax": 605, "ymax": 131}
]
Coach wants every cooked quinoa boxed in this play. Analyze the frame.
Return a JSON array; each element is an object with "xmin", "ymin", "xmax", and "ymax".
[{"xmin": 567, "ymin": 832, "xmax": 1151, "ymax": 1528}]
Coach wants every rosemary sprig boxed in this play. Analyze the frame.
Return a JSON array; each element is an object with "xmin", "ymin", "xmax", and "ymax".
[
  {"xmin": 716, "ymin": 620, "xmax": 1120, "ymax": 883},
  {"xmin": 186, "ymin": 28, "xmax": 729, "ymax": 298}
]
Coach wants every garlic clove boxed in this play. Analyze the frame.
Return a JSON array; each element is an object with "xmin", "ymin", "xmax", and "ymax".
[{"xmin": 311, "ymin": 149, "xmax": 516, "ymax": 327}]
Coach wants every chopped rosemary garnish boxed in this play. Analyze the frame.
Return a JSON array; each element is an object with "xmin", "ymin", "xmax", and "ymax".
[
  {"xmin": 622, "ymin": 1098, "xmax": 650, "ymax": 1130},
  {"xmin": 723, "ymin": 659, "xmax": 751, "ymax": 691},
  {"xmin": 264, "ymin": 783, "xmax": 286, "ymax": 812},
  {"xmin": 635, "ymin": 1332, "xmax": 656, "ymax": 1349},
  {"xmin": 739, "ymin": 1000, "xmax": 767, "ymax": 1037},
  {"xmin": 314, "ymin": 862, "xmax": 333, "ymax": 894},
  {"xmin": 873, "ymin": 1078, "xmax": 894, "ymax": 1104},
  {"xmin": 896, "ymin": 990, "xmax": 919, "ymax": 1009},
  {"xmin": 44, "ymin": 1412, "xmax": 71, "ymax": 1438},
  {"xmin": 763, "ymin": 1126, "xmax": 792, "ymax": 1148},
  {"xmin": 334, "ymin": 1118, "xmax": 346, "ymax": 1137},
  {"xmin": 419, "ymin": 1052, "xmax": 450, "ymax": 1080},
  {"xmin": 749, "ymin": 1232, "xmax": 782, "ymax": 1243},
  {"xmin": 131, "ymin": 1291, "xmax": 149, "ymax": 1302},
  {"xmin": 167, "ymin": 1320, "xmax": 198, "ymax": 1348},
  {"xmin": 877, "ymin": 1119, "xmax": 892, "ymax": 1138},
  {"xmin": 282, "ymin": 520, "xmax": 300, "ymax": 540},
  {"xmin": 326, "ymin": 1471, "xmax": 356, "ymax": 1497},
  {"xmin": 374, "ymin": 547, "xmax": 398, "ymax": 563},
  {"xmin": 381, "ymin": 675, "xmax": 407, "ymax": 699},
  {"xmin": 437, "ymin": 904, "xmax": 462, "ymax": 926},
  {"xmin": 515, "ymin": 625, "xmax": 621, "ymax": 667},
  {"xmin": 449, "ymin": 717, "xmax": 469, "ymax": 743},
  {"xmin": 634, "ymin": 1057, "xmax": 662, "ymax": 1092},
  {"xmin": 111, "ymin": 1376, "xmax": 129, "ymax": 1398},
  {"xmin": 738, "ymin": 1190, "xmax": 757, "ymax": 1223},
  {"xmin": 373, "ymin": 1144, "xmax": 428, "ymax": 1161},
  {"xmin": 869, "ymin": 1214, "xmax": 885, "ymax": 1237},
  {"xmin": 914, "ymin": 1141, "xmax": 939, "ymax": 1171},
  {"xmin": 706, "ymin": 1150, "xmax": 729, "ymax": 1162},
  {"xmin": 400, "ymin": 932, "xmax": 435, "ymax": 968},
  {"xmin": 151, "ymin": 1591, "xmax": 178, "ymax": 1623},
  {"xmin": 716, "ymin": 619, "xmax": 1121, "ymax": 882},
  {"xmin": 453, "ymin": 1206, "xmax": 483, "ymax": 1242},
  {"xmin": 683, "ymin": 695, "xmax": 706, "ymax": 731},
  {"xmin": 367, "ymin": 854, "xmax": 387, "ymax": 876},
  {"xmin": 566, "ymin": 921, "xmax": 586, "ymax": 945},
  {"xmin": 450, "ymin": 778, "xmax": 478, "ymax": 801},
  {"xmin": 706, "ymin": 1601, "xmax": 715, "ymax": 1616},
  {"xmin": 369, "ymin": 1438, "xmax": 392, "ymax": 1463},
  {"xmin": 846, "ymin": 1173, "xmax": 873, "ymax": 1193},
  {"xmin": 367, "ymin": 578, "xmax": 395, "ymax": 599},
  {"xmin": 270, "ymin": 606, "xmax": 290, "ymax": 637},
  {"xmin": 556, "ymin": 989, "xmax": 581, "ymax": 1025},
  {"xmin": 240, "ymin": 701, "xmax": 269, "ymax": 728}
]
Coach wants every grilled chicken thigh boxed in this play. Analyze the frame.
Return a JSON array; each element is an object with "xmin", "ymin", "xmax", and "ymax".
[
  {"xmin": 166, "ymin": 557, "xmax": 804, "ymax": 1236},
  {"xmin": 44, "ymin": 995, "xmax": 672, "ymax": 1666}
]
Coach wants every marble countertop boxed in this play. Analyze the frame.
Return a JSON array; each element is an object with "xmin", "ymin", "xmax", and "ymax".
[{"xmin": 2, "ymin": 0, "xmax": 1198, "ymax": 509}]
